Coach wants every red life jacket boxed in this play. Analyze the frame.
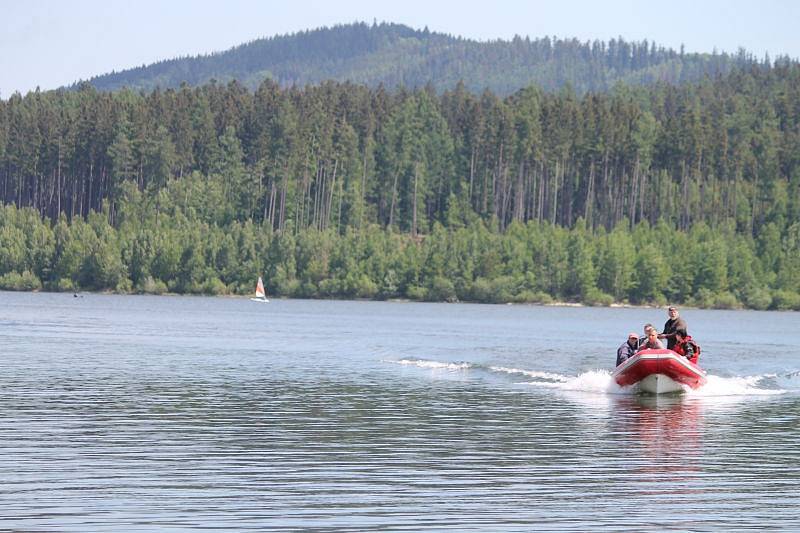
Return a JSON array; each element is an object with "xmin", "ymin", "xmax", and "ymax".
[{"xmin": 674, "ymin": 335, "xmax": 701, "ymax": 364}]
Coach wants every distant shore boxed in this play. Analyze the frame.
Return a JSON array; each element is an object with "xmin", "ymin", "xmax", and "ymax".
[{"xmin": 4, "ymin": 287, "xmax": 788, "ymax": 312}]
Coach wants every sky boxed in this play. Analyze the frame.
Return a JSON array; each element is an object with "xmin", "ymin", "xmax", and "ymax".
[{"xmin": 2, "ymin": 0, "xmax": 799, "ymax": 97}]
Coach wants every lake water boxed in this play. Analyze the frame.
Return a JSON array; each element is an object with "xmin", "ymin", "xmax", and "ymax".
[{"xmin": 1, "ymin": 291, "xmax": 798, "ymax": 531}]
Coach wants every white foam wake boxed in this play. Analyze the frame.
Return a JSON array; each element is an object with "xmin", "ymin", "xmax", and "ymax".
[
  {"xmin": 489, "ymin": 366, "xmax": 569, "ymax": 382},
  {"xmin": 384, "ymin": 358, "xmax": 795, "ymax": 397},
  {"xmin": 494, "ymin": 367, "xmax": 627, "ymax": 394},
  {"xmin": 388, "ymin": 358, "xmax": 472, "ymax": 370},
  {"xmin": 511, "ymin": 368, "xmax": 788, "ymax": 397},
  {"xmin": 522, "ymin": 369, "xmax": 627, "ymax": 394},
  {"xmin": 687, "ymin": 374, "xmax": 786, "ymax": 397}
]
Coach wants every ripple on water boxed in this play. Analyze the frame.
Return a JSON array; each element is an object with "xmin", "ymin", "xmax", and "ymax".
[{"xmin": 1, "ymin": 294, "xmax": 798, "ymax": 530}]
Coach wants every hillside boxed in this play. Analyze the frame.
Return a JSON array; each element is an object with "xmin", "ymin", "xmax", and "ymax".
[{"xmin": 84, "ymin": 22, "xmax": 762, "ymax": 95}]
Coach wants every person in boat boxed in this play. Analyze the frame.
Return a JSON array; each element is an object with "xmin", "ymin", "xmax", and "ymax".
[
  {"xmin": 637, "ymin": 323, "xmax": 656, "ymax": 349},
  {"xmin": 640, "ymin": 327, "xmax": 665, "ymax": 350},
  {"xmin": 659, "ymin": 306, "xmax": 687, "ymax": 351},
  {"xmin": 673, "ymin": 328, "xmax": 700, "ymax": 364},
  {"xmin": 616, "ymin": 332, "xmax": 640, "ymax": 366}
]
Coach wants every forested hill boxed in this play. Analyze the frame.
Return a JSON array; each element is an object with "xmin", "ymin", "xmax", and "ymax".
[
  {"xmin": 3, "ymin": 64, "xmax": 800, "ymax": 308},
  {"xmin": 84, "ymin": 22, "xmax": 765, "ymax": 95}
]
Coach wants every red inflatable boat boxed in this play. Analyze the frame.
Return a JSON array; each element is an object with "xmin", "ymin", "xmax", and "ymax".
[{"xmin": 613, "ymin": 349, "xmax": 707, "ymax": 394}]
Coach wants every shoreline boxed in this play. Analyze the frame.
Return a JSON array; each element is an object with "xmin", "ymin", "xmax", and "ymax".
[{"xmin": 2, "ymin": 287, "xmax": 787, "ymax": 312}]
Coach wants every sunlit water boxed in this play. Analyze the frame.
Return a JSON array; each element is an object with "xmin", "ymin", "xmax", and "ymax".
[{"xmin": 1, "ymin": 292, "xmax": 798, "ymax": 531}]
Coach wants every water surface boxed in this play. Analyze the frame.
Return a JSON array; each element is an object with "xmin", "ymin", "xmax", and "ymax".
[{"xmin": 1, "ymin": 292, "xmax": 798, "ymax": 531}]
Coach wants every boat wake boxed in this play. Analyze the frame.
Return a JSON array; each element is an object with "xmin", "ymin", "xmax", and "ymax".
[
  {"xmin": 491, "ymin": 366, "xmax": 623, "ymax": 393},
  {"xmin": 384, "ymin": 357, "xmax": 794, "ymax": 397},
  {"xmin": 692, "ymin": 374, "xmax": 787, "ymax": 397},
  {"xmin": 511, "ymin": 368, "xmax": 790, "ymax": 397},
  {"xmin": 388, "ymin": 358, "xmax": 472, "ymax": 371}
]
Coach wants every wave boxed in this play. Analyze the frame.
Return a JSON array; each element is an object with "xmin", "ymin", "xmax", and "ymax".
[
  {"xmin": 494, "ymin": 368, "xmax": 793, "ymax": 397},
  {"xmin": 517, "ymin": 370, "xmax": 790, "ymax": 397},
  {"xmin": 489, "ymin": 366, "xmax": 569, "ymax": 382},
  {"xmin": 386, "ymin": 358, "xmax": 472, "ymax": 371},
  {"xmin": 511, "ymin": 369, "xmax": 628, "ymax": 394},
  {"xmin": 384, "ymin": 357, "xmax": 796, "ymax": 397},
  {"xmin": 779, "ymin": 370, "xmax": 800, "ymax": 388},
  {"xmin": 689, "ymin": 374, "xmax": 787, "ymax": 397}
]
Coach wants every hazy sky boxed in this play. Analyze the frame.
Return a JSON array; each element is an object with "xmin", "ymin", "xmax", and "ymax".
[{"xmin": 2, "ymin": 0, "xmax": 799, "ymax": 97}]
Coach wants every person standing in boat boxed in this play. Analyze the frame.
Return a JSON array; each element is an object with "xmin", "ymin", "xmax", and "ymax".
[
  {"xmin": 616, "ymin": 332, "xmax": 640, "ymax": 366},
  {"xmin": 659, "ymin": 306, "xmax": 687, "ymax": 351},
  {"xmin": 673, "ymin": 329, "xmax": 700, "ymax": 364}
]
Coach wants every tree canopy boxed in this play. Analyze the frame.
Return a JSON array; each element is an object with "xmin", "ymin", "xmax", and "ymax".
[
  {"xmin": 1, "ymin": 63, "xmax": 799, "ymax": 309},
  {"xmin": 81, "ymin": 22, "xmax": 766, "ymax": 96}
]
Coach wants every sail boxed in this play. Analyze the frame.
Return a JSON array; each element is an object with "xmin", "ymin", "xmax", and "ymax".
[{"xmin": 255, "ymin": 277, "xmax": 266, "ymax": 299}]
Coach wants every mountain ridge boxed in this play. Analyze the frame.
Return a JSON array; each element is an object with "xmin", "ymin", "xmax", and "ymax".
[{"xmin": 82, "ymin": 22, "xmax": 768, "ymax": 95}]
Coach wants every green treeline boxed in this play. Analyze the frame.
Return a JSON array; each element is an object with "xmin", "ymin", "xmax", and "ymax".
[
  {"xmin": 1, "ymin": 64, "xmax": 800, "ymax": 308},
  {"xmin": 1, "ymin": 196, "xmax": 798, "ymax": 309},
  {"xmin": 83, "ymin": 22, "xmax": 763, "ymax": 96}
]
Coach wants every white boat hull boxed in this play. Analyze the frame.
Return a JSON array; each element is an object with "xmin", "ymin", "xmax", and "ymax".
[
  {"xmin": 250, "ymin": 297, "xmax": 269, "ymax": 303},
  {"xmin": 637, "ymin": 373, "xmax": 685, "ymax": 394}
]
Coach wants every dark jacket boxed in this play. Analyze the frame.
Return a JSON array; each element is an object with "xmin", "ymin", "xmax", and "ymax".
[
  {"xmin": 662, "ymin": 317, "xmax": 687, "ymax": 350},
  {"xmin": 616, "ymin": 340, "xmax": 638, "ymax": 366}
]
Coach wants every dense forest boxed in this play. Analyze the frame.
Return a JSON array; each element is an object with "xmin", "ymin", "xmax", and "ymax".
[
  {"xmin": 82, "ymin": 22, "xmax": 768, "ymax": 96},
  {"xmin": 1, "ymin": 63, "xmax": 800, "ymax": 309}
]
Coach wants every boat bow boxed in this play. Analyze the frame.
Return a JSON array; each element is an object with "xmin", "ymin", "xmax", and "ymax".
[{"xmin": 613, "ymin": 349, "xmax": 707, "ymax": 393}]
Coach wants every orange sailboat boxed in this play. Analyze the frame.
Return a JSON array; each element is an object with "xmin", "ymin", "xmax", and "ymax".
[{"xmin": 250, "ymin": 276, "xmax": 269, "ymax": 303}]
